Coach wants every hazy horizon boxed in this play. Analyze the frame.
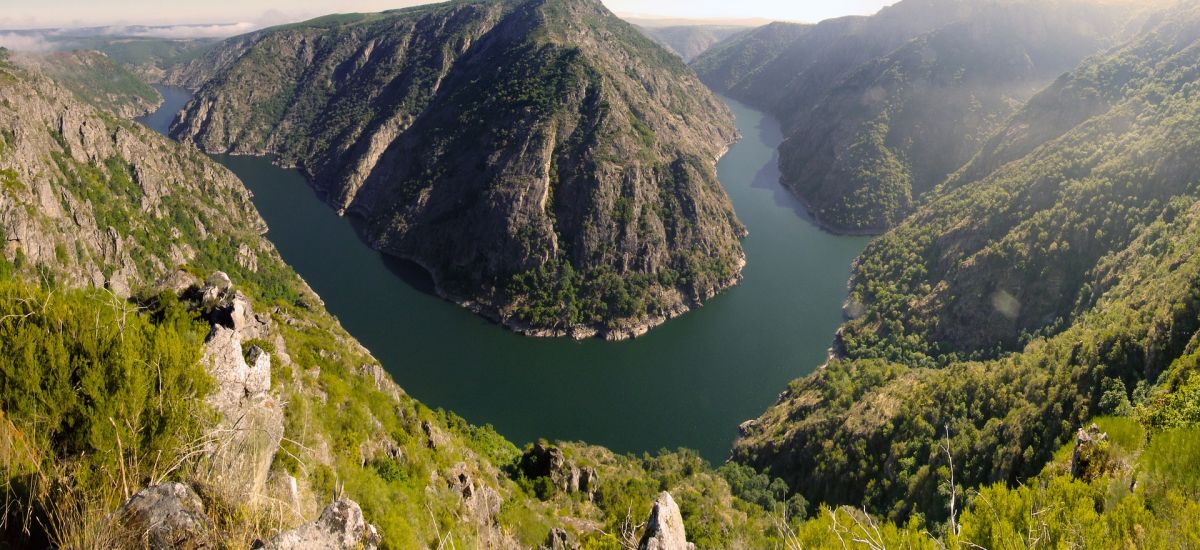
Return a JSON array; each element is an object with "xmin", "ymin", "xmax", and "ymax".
[{"xmin": 0, "ymin": 0, "xmax": 897, "ymax": 33}]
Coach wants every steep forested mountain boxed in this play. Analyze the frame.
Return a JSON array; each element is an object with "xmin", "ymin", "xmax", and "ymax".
[
  {"xmin": 733, "ymin": 1, "xmax": 1200, "ymax": 531},
  {"xmin": 164, "ymin": 0, "xmax": 746, "ymax": 340},
  {"xmin": 694, "ymin": 0, "xmax": 1156, "ymax": 232},
  {"xmin": 635, "ymin": 24, "xmax": 750, "ymax": 61}
]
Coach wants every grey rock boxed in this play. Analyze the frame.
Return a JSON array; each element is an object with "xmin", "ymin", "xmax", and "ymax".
[
  {"xmin": 260, "ymin": 499, "xmax": 381, "ymax": 550},
  {"xmin": 638, "ymin": 492, "xmax": 694, "ymax": 550},
  {"xmin": 579, "ymin": 466, "xmax": 598, "ymax": 499},
  {"xmin": 422, "ymin": 420, "xmax": 449, "ymax": 450},
  {"xmin": 445, "ymin": 462, "xmax": 502, "ymax": 524},
  {"xmin": 198, "ymin": 276, "xmax": 283, "ymax": 503},
  {"xmin": 520, "ymin": 443, "xmax": 566, "ymax": 481},
  {"xmin": 157, "ymin": 269, "xmax": 202, "ymax": 295},
  {"xmin": 118, "ymin": 483, "xmax": 210, "ymax": 549},
  {"xmin": 198, "ymin": 272, "xmax": 269, "ymax": 338},
  {"xmin": 540, "ymin": 527, "xmax": 577, "ymax": 550},
  {"xmin": 205, "ymin": 271, "xmax": 233, "ymax": 291}
]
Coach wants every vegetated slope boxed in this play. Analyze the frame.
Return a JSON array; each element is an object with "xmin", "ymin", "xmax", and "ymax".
[
  {"xmin": 0, "ymin": 52, "xmax": 268, "ymax": 297},
  {"xmin": 164, "ymin": 0, "xmax": 745, "ymax": 340},
  {"xmin": 20, "ymin": 49, "xmax": 163, "ymax": 118},
  {"xmin": 3, "ymin": 46, "xmax": 1196, "ymax": 550},
  {"xmin": 732, "ymin": 2, "xmax": 1200, "ymax": 524},
  {"xmin": 693, "ymin": 0, "xmax": 1154, "ymax": 233},
  {"xmin": 73, "ymin": 35, "xmax": 218, "ymax": 82},
  {"xmin": 0, "ymin": 48, "xmax": 802, "ymax": 549},
  {"xmin": 636, "ymin": 24, "xmax": 751, "ymax": 61}
]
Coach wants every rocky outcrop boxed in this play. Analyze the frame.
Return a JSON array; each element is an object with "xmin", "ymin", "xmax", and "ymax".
[
  {"xmin": 258, "ymin": 499, "xmax": 381, "ymax": 550},
  {"xmin": 445, "ymin": 462, "xmax": 503, "ymax": 526},
  {"xmin": 167, "ymin": 0, "xmax": 745, "ymax": 338},
  {"xmin": 637, "ymin": 492, "xmax": 694, "ymax": 550},
  {"xmin": 541, "ymin": 527, "xmax": 577, "ymax": 550},
  {"xmin": 198, "ymin": 273, "xmax": 284, "ymax": 503},
  {"xmin": 118, "ymin": 483, "xmax": 211, "ymax": 549},
  {"xmin": 1070, "ymin": 424, "xmax": 1111, "ymax": 482},
  {"xmin": 520, "ymin": 443, "xmax": 598, "ymax": 499}
]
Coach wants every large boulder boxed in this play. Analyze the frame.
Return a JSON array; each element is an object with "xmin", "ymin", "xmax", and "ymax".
[
  {"xmin": 638, "ymin": 492, "xmax": 694, "ymax": 550},
  {"xmin": 259, "ymin": 499, "xmax": 381, "ymax": 550},
  {"xmin": 118, "ymin": 483, "xmax": 211, "ymax": 549}
]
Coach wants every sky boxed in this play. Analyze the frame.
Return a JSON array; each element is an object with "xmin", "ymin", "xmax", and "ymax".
[{"xmin": 0, "ymin": 0, "xmax": 898, "ymax": 32}]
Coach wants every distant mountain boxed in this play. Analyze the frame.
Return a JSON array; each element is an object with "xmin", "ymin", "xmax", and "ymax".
[
  {"xmin": 636, "ymin": 24, "xmax": 753, "ymax": 62},
  {"xmin": 0, "ymin": 28, "xmax": 217, "ymax": 82},
  {"xmin": 733, "ymin": 0, "xmax": 1200, "ymax": 523},
  {"xmin": 694, "ymin": 0, "xmax": 1155, "ymax": 232},
  {"xmin": 21, "ymin": 49, "xmax": 162, "ymax": 118},
  {"xmin": 164, "ymin": 0, "xmax": 745, "ymax": 340}
]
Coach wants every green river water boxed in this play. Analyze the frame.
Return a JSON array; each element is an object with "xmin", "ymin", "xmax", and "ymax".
[{"xmin": 142, "ymin": 86, "xmax": 871, "ymax": 462}]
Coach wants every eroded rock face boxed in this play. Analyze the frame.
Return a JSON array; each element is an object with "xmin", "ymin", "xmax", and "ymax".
[
  {"xmin": 0, "ymin": 58, "xmax": 267, "ymax": 298},
  {"xmin": 199, "ymin": 274, "xmax": 284, "ymax": 503},
  {"xmin": 118, "ymin": 483, "xmax": 210, "ymax": 549},
  {"xmin": 200, "ymin": 271, "xmax": 270, "ymax": 338},
  {"xmin": 260, "ymin": 499, "xmax": 381, "ymax": 550},
  {"xmin": 445, "ymin": 462, "xmax": 503, "ymax": 525},
  {"xmin": 638, "ymin": 492, "xmax": 694, "ymax": 550}
]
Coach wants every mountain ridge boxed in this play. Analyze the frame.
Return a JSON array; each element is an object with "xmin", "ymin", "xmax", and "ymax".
[
  {"xmin": 164, "ymin": 0, "xmax": 747, "ymax": 340},
  {"xmin": 693, "ymin": 0, "xmax": 1162, "ymax": 233}
]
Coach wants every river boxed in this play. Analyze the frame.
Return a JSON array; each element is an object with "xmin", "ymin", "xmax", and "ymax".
[{"xmin": 141, "ymin": 86, "xmax": 870, "ymax": 462}]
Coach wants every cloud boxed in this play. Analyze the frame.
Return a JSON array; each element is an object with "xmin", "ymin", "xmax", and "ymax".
[
  {"xmin": 99, "ymin": 22, "xmax": 261, "ymax": 39},
  {"xmin": 0, "ymin": 32, "xmax": 54, "ymax": 52}
]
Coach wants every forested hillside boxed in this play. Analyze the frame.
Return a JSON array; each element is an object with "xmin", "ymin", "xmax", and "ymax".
[
  {"xmin": 164, "ymin": 0, "xmax": 747, "ymax": 340},
  {"xmin": 24, "ymin": 50, "xmax": 163, "ymax": 118},
  {"xmin": 732, "ymin": 3, "xmax": 1200, "ymax": 535},
  {"xmin": 694, "ymin": 0, "xmax": 1157, "ymax": 232}
]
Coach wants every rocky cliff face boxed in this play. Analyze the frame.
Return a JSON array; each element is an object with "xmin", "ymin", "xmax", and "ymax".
[
  {"xmin": 693, "ymin": 0, "xmax": 1156, "ymax": 233},
  {"xmin": 0, "ymin": 52, "xmax": 268, "ymax": 297},
  {"xmin": 165, "ymin": 0, "xmax": 745, "ymax": 339}
]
